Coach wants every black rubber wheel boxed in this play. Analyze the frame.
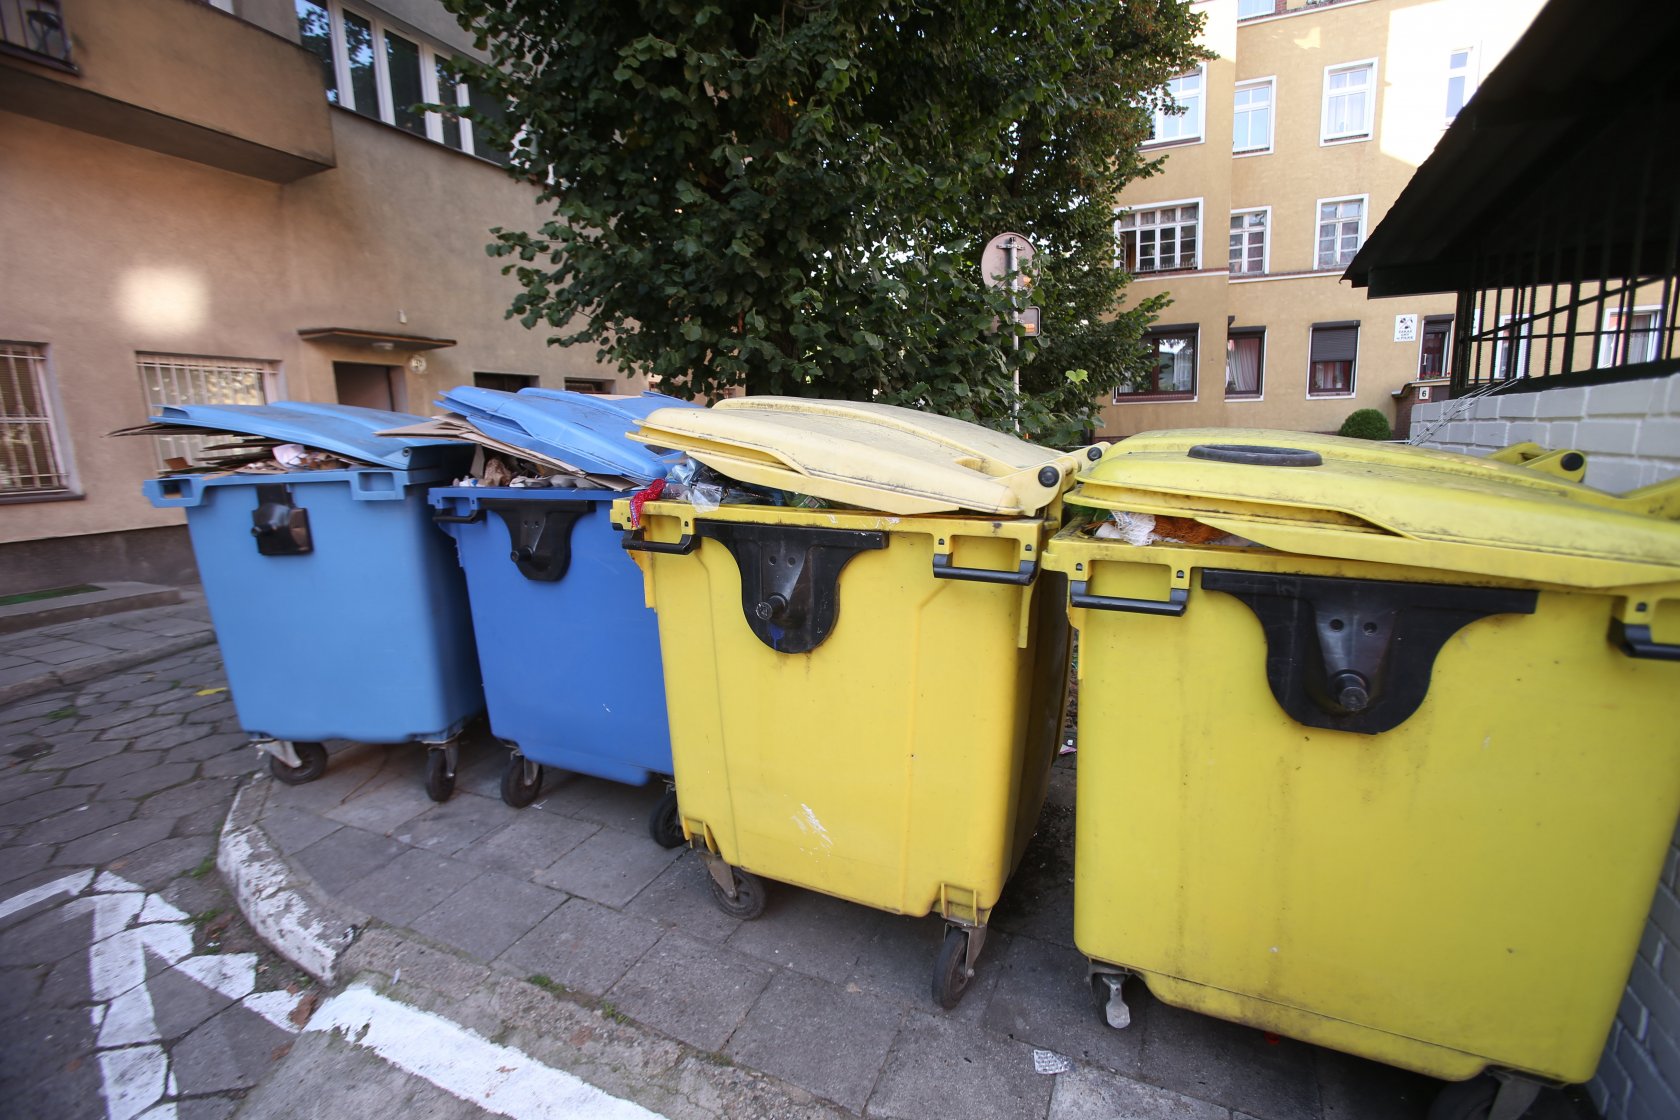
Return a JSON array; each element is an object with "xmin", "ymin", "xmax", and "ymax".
[
  {"xmin": 500, "ymin": 754, "xmax": 543, "ymax": 808},
  {"xmin": 268, "ymin": 741, "xmax": 327, "ymax": 785},
  {"xmin": 932, "ymin": 927, "xmax": 973, "ymax": 1010},
  {"xmin": 706, "ymin": 865, "xmax": 767, "ymax": 919},
  {"xmin": 1427, "ymin": 1077, "xmax": 1498, "ymax": 1120},
  {"xmin": 648, "ymin": 788, "xmax": 683, "ymax": 848},
  {"xmin": 425, "ymin": 749, "xmax": 455, "ymax": 803}
]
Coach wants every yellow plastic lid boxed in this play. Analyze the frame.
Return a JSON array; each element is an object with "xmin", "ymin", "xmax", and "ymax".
[
  {"xmin": 630, "ymin": 397, "xmax": 1102, "ymax": 515},
  {"xmin": 1070, "ymin": 439, "xmax": 1680, "ymax": 589}
]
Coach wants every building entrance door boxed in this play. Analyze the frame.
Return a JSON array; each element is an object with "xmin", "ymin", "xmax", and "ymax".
[{"xmin": 334, "ymin": 362, "xmax": 404, "ymax": 411}]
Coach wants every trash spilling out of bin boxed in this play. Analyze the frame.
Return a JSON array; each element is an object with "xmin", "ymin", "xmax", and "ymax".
[
  {"xmin": 423, "ymin": 387, "xmax": 698, "ymax": 842},
  {"xmin": 612, "ymin": 396, "xmax": 1106, "ymax": 1007},
  {"xmin": 1041, "ymin": 431, "xmax": 1680, "ymax": 1115},
  {"xmin": 123, "ymin": 402, "xmax": 484, "ymax": 795}
]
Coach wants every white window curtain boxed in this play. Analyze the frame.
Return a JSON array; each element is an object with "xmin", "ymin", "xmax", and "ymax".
[{"xmin": 1226, "ymin": 337, "xmax": 1261, "ymax": 394}]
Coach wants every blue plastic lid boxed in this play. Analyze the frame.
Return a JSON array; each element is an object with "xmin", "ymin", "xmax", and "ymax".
[
  {"xmin": 146, "ymin": 402, "xmax": 461, "ymax": 470},
  {"xmin": 436, "ymin": 387, "xmax": 698, "ymax": 482}
]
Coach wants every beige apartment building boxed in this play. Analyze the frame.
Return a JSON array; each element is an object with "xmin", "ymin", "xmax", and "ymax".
[
  {"xmin": 0, "ymin": 0, "xmax": 630, "ymax": 589},
  {"xmin": 1096, "ymin": 0, "xmax": 1546, "ymax": 440}
]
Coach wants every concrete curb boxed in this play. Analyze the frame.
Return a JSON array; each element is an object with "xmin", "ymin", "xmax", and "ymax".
[
  {"xmin": 0, "ymin": 630, "xmax": 216, "ymax": 707},
  {"xmin": 217, "ymin": 776, "xmax": 361, "ymax": 985}
]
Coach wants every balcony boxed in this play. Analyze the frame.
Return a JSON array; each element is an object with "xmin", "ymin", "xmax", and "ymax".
[{"xmin": 0, "ymin": 0, "xmax": 334, "ymax": 183}]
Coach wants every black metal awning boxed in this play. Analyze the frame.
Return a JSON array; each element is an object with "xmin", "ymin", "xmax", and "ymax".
[{"xmin": 1345, "ymin": 0, "xmax": 1680, "ymax": 299}]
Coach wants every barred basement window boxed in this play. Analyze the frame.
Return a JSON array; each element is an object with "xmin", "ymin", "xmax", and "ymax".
[
  {"xmin": 136, "ymin": 353, "xmax": 275, "ymax": 469},
  {"xmin": 0, "ymin": 342, "xmax": 70, "ymax": 496}
]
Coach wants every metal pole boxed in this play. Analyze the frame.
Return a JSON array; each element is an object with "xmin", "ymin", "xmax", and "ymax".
[{"xmin": 1006, "ymin": 237, "xmax": 1021, "ymax": 432}]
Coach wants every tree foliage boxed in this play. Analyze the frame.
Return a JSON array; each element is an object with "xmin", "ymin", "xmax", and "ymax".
[{"xmin": 444, "ymin": 0, "xmax": 1204, "ymax": 443}]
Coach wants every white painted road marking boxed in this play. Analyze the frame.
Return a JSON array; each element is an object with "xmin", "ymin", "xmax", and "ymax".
[
  {"xmin": 0, "ymin": 870, "xmax": 312, "ymax": 1120},
  {"xmin": 310, "ymin": 985, "xmax": 669, "ymax": 1120}
]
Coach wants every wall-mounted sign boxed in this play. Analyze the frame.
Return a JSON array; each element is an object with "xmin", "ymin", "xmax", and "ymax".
[{"xmin": 1394, "ymin": 314, "xmax": 1418, "ymax": 343}]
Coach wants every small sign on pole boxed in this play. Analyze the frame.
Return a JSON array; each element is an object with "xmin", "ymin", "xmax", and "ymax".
[{"xmin": 1016, "ymin": 307, "xmax": 1041, "ymax": 337}]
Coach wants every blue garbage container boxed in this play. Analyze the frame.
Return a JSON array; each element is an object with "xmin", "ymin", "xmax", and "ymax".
[
  {"xmin": 140, "ymin": 402, "xmax": 483, "ymax": 799},
  {"xmin": 429, "ymin": 388, "xmax": 696, "ymax": 844}
]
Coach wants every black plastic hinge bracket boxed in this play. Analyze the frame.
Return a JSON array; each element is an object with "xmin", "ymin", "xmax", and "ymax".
[
  {"xmin": 486, "ymin": 500, "xmax": 590, "ymax": 582},
  {"xmin": 1201, "ymin": 568, "xmax": 1537, "ymax": 734},
  {"xmin": 251, "ymin": 485, "xmax": 312, "ymax": 556},
  {"xmin": 698, "ymin": 521, "xmax": 887, "ymax": 654}
]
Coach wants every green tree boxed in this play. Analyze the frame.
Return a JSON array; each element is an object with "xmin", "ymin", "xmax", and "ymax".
[{"xmin": 444, "ymin": 0, "xmax": 1204, "ymax": 443}]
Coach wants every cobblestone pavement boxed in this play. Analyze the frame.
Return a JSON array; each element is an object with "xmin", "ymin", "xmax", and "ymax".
[{"xmin": 0, "ymin": 637, "xmax": 315, "ymax": 1120}]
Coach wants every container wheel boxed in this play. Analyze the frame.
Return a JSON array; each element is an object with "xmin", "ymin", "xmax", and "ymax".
[
  {"xmin": 706, "ymin": 865, "xmax": 767, "ymax": 919},
  {"xmin": 1426, "ymin": 1077, "xmax": 1499, "ymax": 1120},
  {"xmin": 500, "ymin": 754, "xmax": 543, "ymax": 808},
  {"xmin": 425, "ymin": 748, "xmax": 455, "ymax": 803},
  {"xmin": 932, "ymin": 927, "xmax": 973, "ymax": 1009},
  {"xmin": 648, "ymin": 788, "xmax": 683, "ymax": 848},
  {"xmin": 268, "ymin": 741, "xmax": 327, "ymax": 785}
]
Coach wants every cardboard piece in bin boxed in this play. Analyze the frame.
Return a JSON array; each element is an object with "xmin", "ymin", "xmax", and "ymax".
[{"xmin": 629, "ymin": 396, "xmax": 1103, "ymax": 516}]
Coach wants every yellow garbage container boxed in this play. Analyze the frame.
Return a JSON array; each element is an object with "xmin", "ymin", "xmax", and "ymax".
[
  {"xmin": 1041, "ymin": 435, "xmax": 1680, "ymax": 1118},
  {"xmin": 611, "ymin": 398, "xmax": 1100, "ymax": 1007}
]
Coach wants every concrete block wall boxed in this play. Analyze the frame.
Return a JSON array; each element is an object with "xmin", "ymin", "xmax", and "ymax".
[{"xmin": 1410, "ymin": 371, "xmax": 1680, "ymax": 1120}]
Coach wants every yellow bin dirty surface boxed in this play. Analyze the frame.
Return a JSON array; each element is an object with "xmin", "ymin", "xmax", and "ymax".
[
  {"xmin": 1043, "ymin": 436, "xmax": 1680, "ymax": 1085},
  {"xmin": 617, "ymin": 498, "xmax": 1070, "ymax": 926}
]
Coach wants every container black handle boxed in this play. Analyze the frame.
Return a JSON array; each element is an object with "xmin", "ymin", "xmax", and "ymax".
[
  {"xmin": 620, "ymin": 526, "xmax": 699, "ymax": 555},
  {"xmin": 931, "ymin": 554, "xmax": 1037, "ymax": 586},
  {"xmin": 1069, "ymin": 582, "xmax": 1188, "ymax": 616},
  {"xmin": 1612, "ymin": 621, "xmax": 1680, "ymax": 661},
  {"xmin": 432, "ymin": 509, "xmax": 485, "ymax": 524}
]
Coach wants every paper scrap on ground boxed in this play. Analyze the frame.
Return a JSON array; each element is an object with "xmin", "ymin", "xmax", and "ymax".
[{"xmin": 1033, "ymin": 1049, "xmax": 1073, "ymax": 1075}]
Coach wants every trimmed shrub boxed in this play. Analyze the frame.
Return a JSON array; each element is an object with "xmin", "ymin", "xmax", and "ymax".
[{"xmin": 1338, "ymin": 408, "xmax": 1393, "ymax": 440}]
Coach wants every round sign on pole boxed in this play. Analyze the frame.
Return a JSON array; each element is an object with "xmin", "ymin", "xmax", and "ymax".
[{"xmin": 981, "ymin": 232, "xmax": 1035, "ymax": 289}]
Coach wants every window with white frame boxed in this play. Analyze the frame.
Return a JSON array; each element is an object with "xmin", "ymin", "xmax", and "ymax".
[
  {"xmin": 136, "ymin": 354, "xmax": 277, "ymax": 469},
  {"xmin": 1229, "ymin": 209, "xmax": 1268, "ymax": 276},
  {"xmin": 1316, "ymin": 196, "xmax": 1365, "ymax": 271},
  {"xmin": 1444, "ymin": 47, "xmax": 1476, "ymax": 123},
  {"xmin": 1598, "ymin": 308, "xmax": 1662, "ymax": 366},
  {"xmin": 1226, "ymin": 329, "xmax": 1265, "ymax": 398},
  {"xmin": 1233, "ymin": 79, "xmax": 1274, "ymax": 154},
  {"xmin": 1116, "ymin": 326, "xmax": 1198, "ymax": 399},
  {"xmin": 1, "ymin": 343, "xmax": 70, "ymax": 497},
  {"xmin": 1322, "ymin": 61, "xmax": 1376, "ymax": 142},
  {"xmin": 1148, "ymin": 67, "xmax": 1205, "ymax": 145},
  {"xmin": 1118, "ymin": 202, "xmax": 1200, "ymax": 274},
  {"xmin": 1237, "ymin": 0, "xmax": 1276, "ymax": 18},
  {"xmin": 294, "ymin": 1, "xmax": 510, "ymax": 164},
  {"xmin": 1308, "ymin": 323, "xmax": 1358, "ymax": 396}
]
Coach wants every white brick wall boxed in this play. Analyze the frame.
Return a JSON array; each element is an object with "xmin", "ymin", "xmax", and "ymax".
[{"xmin": 1411, "ymin": 372, "xmax": 1680, "ymax": 1120}]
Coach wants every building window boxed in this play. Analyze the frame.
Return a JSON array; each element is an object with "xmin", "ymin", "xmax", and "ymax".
[
  {"xmin": 1419, "ymin": 315, "xmax": 1452, "ymax": 377},
  {"xmin": 564, "ymin": 378, "xmax": 614, "ymax": 394},
  {"xmin": 1237, "ymin": 0, "xmax": 1276, "ymax": 18},
  {"xmin": 1229, "ymin": 209, "xmax": 1269, "ymax": 276},
  {"xmin": 1, "ymin": 343, "xmax": 70, "ymax": 497},
  {"xmin": 1322, "ymin": 61, "xmax": 1377, "ymax": 143},
  {"xmin": 473, "ymin": 372, "xmax": 538, "ymax": 393},
  {"xmin": 1308, "ymin": 323, "xmax": 1358, "ymax": 396},
  {"xmin": 1117, "ymin": 201, "xmax": 1200, "ymax": 274},
  {"xmin": 1225, "ymin": 330, "xmax": 1264, "ymax": 398},
  {"xmin": 293, "ymin": 1, "xmax": 506, "ymax": 161},
  {"xmin": 1445, "ymin": 47, "xmax": 1476, "ymax": 123},
  {"xmin": 1233, "ymin": 79, "xmax": 1274, "ymax": 154},
  {"xmin": 1, "ymin": 0, "xmax": 74, "ymax": 69},
  {"xmin": 1116, "ymin": 326, "xmax": 1198, "ymax": 400},
  {"xmin": 1147, "ymin": 67, "xmax": 1205, "ymax": 146},
  {"xmin": 1598, "ymin": 308, "xmax": 1662, "ymax": 367},
  {"xmin": 1316, "ymin": 196, "xmax": 1366, "ymax": 271},
  {"xmin": 136, "ymin": 353, "xmax": 276, "ymax": 469}
]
